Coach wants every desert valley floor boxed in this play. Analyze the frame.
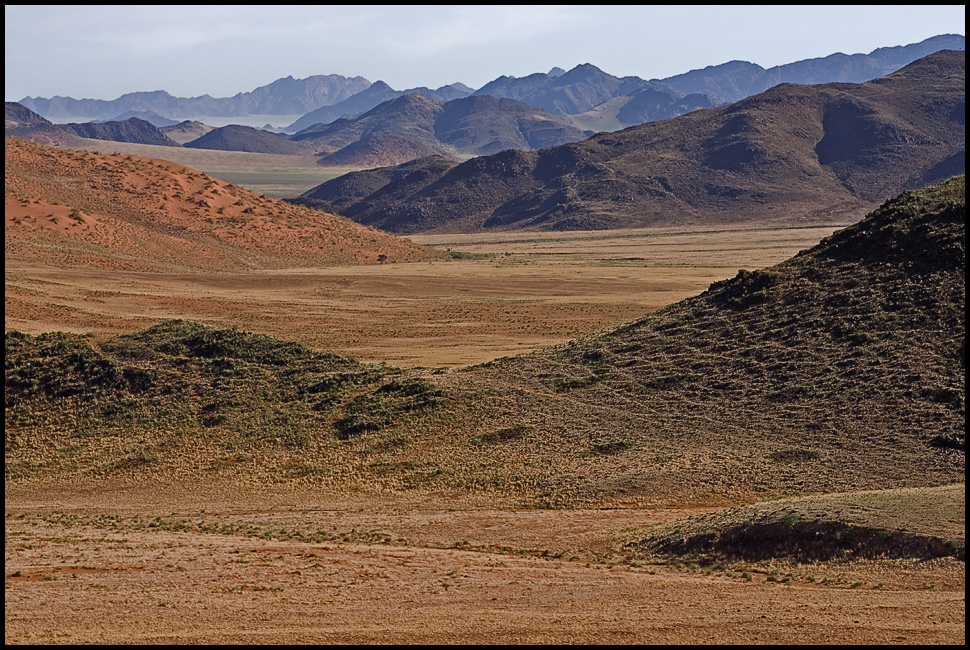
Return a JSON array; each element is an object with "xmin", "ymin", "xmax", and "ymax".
[
  {"xmin": 5, "ymin": 222, "xmax": 964, "ymax": 644},
  {"xmin": 5, "ymin": 224, "xmax": 842, "ymax": 366}
]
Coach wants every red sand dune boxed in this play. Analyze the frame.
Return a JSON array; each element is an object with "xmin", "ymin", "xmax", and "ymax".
[{"xmin": 5, "ymin": 137, "xmax": 445, "ymax": 271}]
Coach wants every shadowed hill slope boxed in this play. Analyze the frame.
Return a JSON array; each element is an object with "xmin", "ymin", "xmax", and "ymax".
[
  {"xmin": 5, "ymin": 102, "xmax": 85, "ymax": 147},
  {"xmin": 292, "ymin": 93, "xmax": 446, "ymax": 160},
  {"xmin": 183, "ymin": 124, "xmax": 309, "ymax": 154},
  {"xmin": 440, "ymin": 174, "xmax": 965, "ymax": 503},
  {"xmin": 6, "ymin": 104, "xmax": 179, "ymax": 148},
  {"xmin": 434, "ymin": 94, "xmax": 591, "ymax": 154},
  {"xmin": 300, "ymin": 51, "xmax": 964, "ymax": 234},
  {"xmin": 4, "ymin": 138, "xmax": 445, "ymax": 271},
  {"xmin": 5, "ymin": 101, "xmax": 55, "ymax": 131},
  {"xmin": 57, "ymin": 117, "xmax": 180, "ymax": 147}
]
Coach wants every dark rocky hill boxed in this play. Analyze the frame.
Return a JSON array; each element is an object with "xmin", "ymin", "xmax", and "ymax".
[
  {"xmin": 300, "ymin": 51, "xmax": 964, "ymax": 234},
  {"xmin": 317, "ymin": 134, "xmax": 453, "ymax": 167},
  {"xmin": 293, "ymin": 93, "xmax": 445, "ymax": 155},
  {"xmin": 183, "ymin": 124, "xmax": 309, "ymax": 154},
  {"xmin": 294, "ymin": 155, "xmax": 458, "ymax": 215},
  {"xmin": 4, "ymin": 102, "xmax": 80, "ymax": 146},
  {"xmin": 57, "ymin": 117, "xmax": 180, "ymax": 146},
  {"xmin": 5, "ymin": 101, "xmax": 53, "ymax": 129},
  {"xmin": 434, "ymin": 94, "xmax": 591, "ymax": 154}
]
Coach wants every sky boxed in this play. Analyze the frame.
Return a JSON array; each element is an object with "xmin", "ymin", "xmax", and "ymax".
[{"xmin": 5, "ymin": 5, "xmax": 966, "ymax": 102}]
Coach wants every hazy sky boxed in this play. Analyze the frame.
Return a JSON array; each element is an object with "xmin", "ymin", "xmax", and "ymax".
[{"xmin": 5, "ymin": 5, "xmax": 966, "ymax": 101}]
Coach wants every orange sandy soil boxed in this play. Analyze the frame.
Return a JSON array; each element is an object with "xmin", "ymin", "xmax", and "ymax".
[
  {"xmin": 4, "ymin": 139, "xmax": 441, "ymax": 272},
  {"xmin": 4, "ymin": 481, "xmax": 964, "ymax": 645}
]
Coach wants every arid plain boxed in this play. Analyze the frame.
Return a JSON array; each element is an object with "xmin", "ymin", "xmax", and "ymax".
[
  {"xmin": 6, "ymin": 222, "xmax": 964, "ymax": 644},
  {"xmin": 5, "ymin": 140, "xmax": 964, "ymax": 644},
  {"xmin": 6, "ymin": 220, "xmax": 841, "ymax": 366}
]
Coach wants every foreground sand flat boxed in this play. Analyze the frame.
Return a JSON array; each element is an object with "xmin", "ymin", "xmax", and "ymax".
[{"xmin": 5, "ymin": 482, "xmax": 964, "ymax": 644}]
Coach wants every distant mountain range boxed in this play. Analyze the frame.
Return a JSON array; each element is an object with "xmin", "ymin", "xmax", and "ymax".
[
  {"xmin": 17, "ymin": 74, "xmax": 372, "ymax": 122},
  {"xmin": 17, "ymin": 34, "xmax": 964, "ymax": 136},
  {"xmin": 288, "ymin": 93, "xmax": 591, "ymax": 166},
  {"xmin": 5, "ymin": 95, "xmax": 590, "ymax": 160},
  {"xmin": 660, "ymin": 33, "xmax": 966, "ymax": 103},
  {"xmin": 5, "ymin": 34, "xmax": 965, "ymax": 175},
  {"xmin": 286, "ymin": 81, "xmax": 475, "ymax": 133},
  {"xmin": 294, "ymin": 50, "xmax": 965, "ymax": 233}
]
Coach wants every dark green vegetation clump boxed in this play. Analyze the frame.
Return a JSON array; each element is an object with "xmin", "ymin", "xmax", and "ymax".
[
  {"xmin": 5, "ymin": 320, "xmax": 449, "ymax": 478},
  {"xmin": 630, "ymin": 513, "xmax": 964, "ymax": 564},
  {"xmin": 334, "ymin": 378, "xmax": 444, "ymax": 440},
  {"xmin": 625, "ymin": 485, "xmax": 965, "ymax": 565}
]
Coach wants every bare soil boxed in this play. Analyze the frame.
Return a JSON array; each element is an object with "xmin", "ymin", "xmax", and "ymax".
[{"xmin": 5, "ymin": 481, "xmax": 964, "ymax": 645}]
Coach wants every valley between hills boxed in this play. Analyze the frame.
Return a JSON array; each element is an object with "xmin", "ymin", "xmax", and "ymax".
[{"xmin": 5, "ymin": 47, "xmax": 966, "ymax": 644}]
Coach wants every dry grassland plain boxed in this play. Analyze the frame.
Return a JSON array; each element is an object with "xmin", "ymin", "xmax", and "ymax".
[
  {"xmin": 5, "ymin": 224, "xmax": 840, "ymax": 367},
  {"xmin": 4, "ymin": 149, "xmax": 963, "ymax": 643},
  {"xmin": 68, "ymin": 137, "xmax": 359, "ymax": 198}
]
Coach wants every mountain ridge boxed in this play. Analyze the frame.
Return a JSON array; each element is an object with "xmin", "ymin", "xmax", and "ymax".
[
  {"xmin": 18, "ymin": 74, "xmax": 373, "ymax": 121},
  {"xmin": 295, "ymin": 50, "xmax": 965, "ymax": 234},
  {"xmin": 290, "ymin": 92, "xmax": 591, "ymax": 166},
  {"xmin": 659, "ymin": 33, "xmax": 965, "ymax": 104},
  {"xmin": 17, "ymin": 35, "xmax": 963, "ymax": 135}
]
